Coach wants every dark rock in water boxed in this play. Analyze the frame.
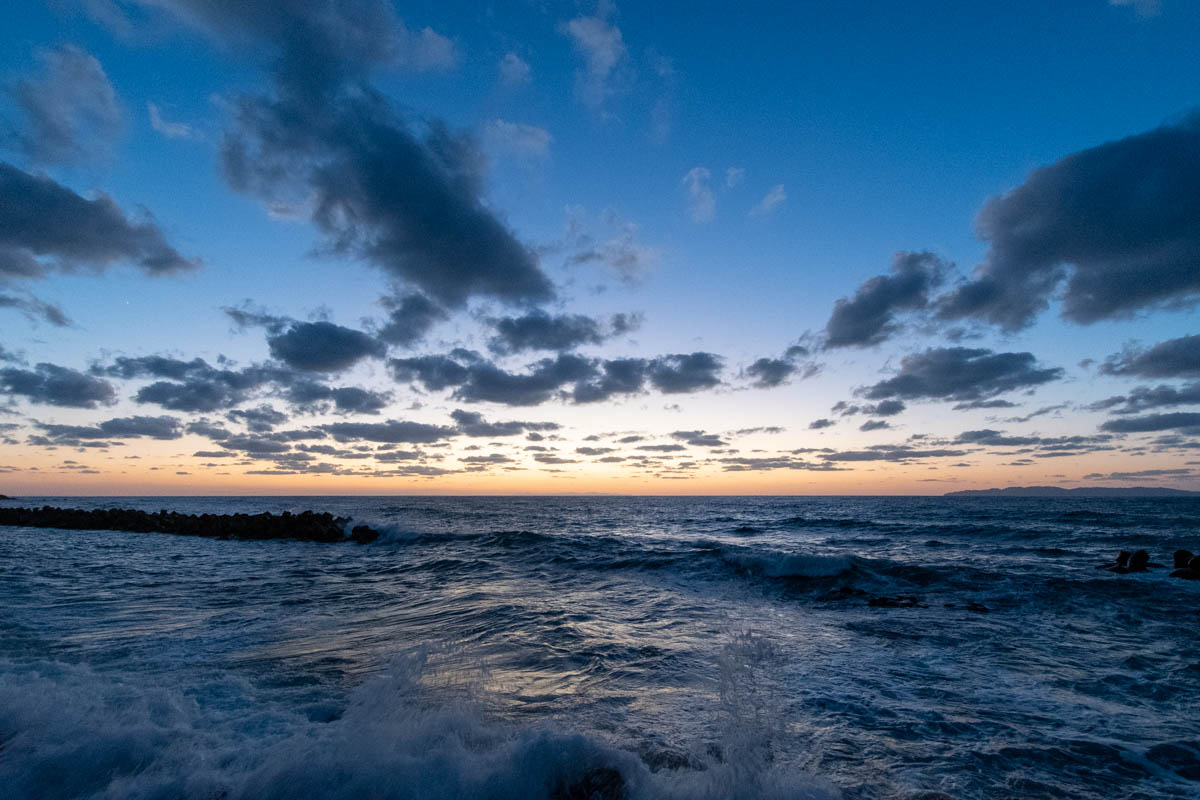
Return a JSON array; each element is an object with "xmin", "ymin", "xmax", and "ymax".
[
  {"xmin": 966, "ymin": 601, "xmax": 990, "ymax": 613},
  {"xmin": 819, "ymin": 586, "xmax": 867, "ymax": 602},
  {"xmin": 0, "ymin": 506, "xmax": 379, "ymax": 544},
  {"xmin": 551, "ymin": 766, "xmax": 627, "ymax": 800},
  {"xmin": 1099, "ymin": 550, "xmax": 1132, "ymax": 571},
  {"xmin": 1101, "ymin": 549, "xmax": 1161, "ymax": 573},
  {"xmin": 1175, "ymin": 549, "xmax": 1195, "ymax": 569},
  {"xmin": 868, "ymin": 595, "xmax": 925, "ymax": 608},
  {"xmin": 1171, "ymin": 555, "xmax": 1200, "ymax": 580}
]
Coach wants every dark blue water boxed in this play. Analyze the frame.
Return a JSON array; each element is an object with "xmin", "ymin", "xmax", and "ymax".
[{"xmin": 2, "ymin": 496, "xmax": 1198, "ymax": 799}]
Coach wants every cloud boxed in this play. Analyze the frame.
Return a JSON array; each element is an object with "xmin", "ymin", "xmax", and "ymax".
[
  {"xmin": 392, "ymin": 349, "xmax": 723, "ymax": 406},
  {"xmin": 484, "ymin": 119, "xmax": 552, "ymax": 159},
  {"xmin": 97, "ymin": 355, "xmax": 292, "ymax": 412},
  {"xmin": 497, "ymin": 52, "xmax": 531, "ymax": 87},
  {"xmin": 1100, "ymin": 412, "xmax": 1200, "ymax": 434},
  {"xmin": 147, "ymin": 101, "xmax": 193, "ymax": 139},
  {"xmin": 36, "ymin": 415, "xmax": 183, "ymax": 442},
  {"xmin": 1, "ymin": 363, "xmax": 116, "ymax": 408},
  {"xmin": 562, "ymin": 2, "xmax": 629, "ymax": 110},
  {"xmin": 0, "ymin": 162, "xmax": 198, "ymax": 281},
  {"xmin": 809, "ymin": 418, "xmax": 835, "ymax": 430},
  {"xmin": 824, "ymin": 251, "xmax": 947, "ymax": 348},
  {"xmin": 725, "ymin": 167, "xmax": 745, "ymax": 188},
  {"xmin": 450, "ymin": 409, "xmax": 560, "ymax": 438},
  {"xmin": 744, "ymin": 346, "xmax": 819, "ymax": 389},
  {"xmin": 6, "ymin": 45, "xmax": 122, "ymax": 164},
  {"xmin": 266, "ymin": 321, "xmax": 385, "ymax": 373},
  {"xmin": 153, "ymin": 0, "xmax": 552, "ymax": 308},
  {"xmin": 285, "ymin": 383, "xmax": 392, "ymax": 415},
  {"xmin": 750, "ymin": 184, "xmax": 786, "ymax": 216},
  {"xmin": 1110, "ymin": 0, "xmax": 1162, "ymax": 17},
  {"xmin": 487, "ymin": 310, "xmax": 637, "ymax": 355},
  {"xmin": 860, "ymin": 347, "xmax": 1063, "ymax": 403},
  {"xmin": 226, "ymin": 404, "xmax": 288, "ymax": 432},
  {"xmin": 1099, "ymin": 334, "xmax": 1200, "ymax": 378},
  {"xmin": 564, "ymin": 209, "xmax": 656, "ymax": 283},
  {"xmin": 670, "ymin": 430, "xmax": 725, "ymax": 447},
  {"xmin": 936, "ymin": 116, "xmax": 1200, "ymax": 329},
  {"xmin": 321, "ymin": 420, "xmax": 455, "ymax": 444},
  {"xmin": 683, "ymin": 167, "xmax": 715, "ymax": 222},
  {"xmin": 647, "ymin": 352, "xmax": 723, "ymax": 393},
  {"xmin": 0, "ymin": 292, "xmax": 70, "ymax": 326},
  {"xmin": 859, "ymin": 419, "xmax": 890, "ymax": 432},
  {"xmin": 1089, "ymin": 382, "xmax": 1200, "ymax": 415},
  {"xmin": 375, "ymin": 292, "xmax": 447, "ymax": 348},
  {"xmin": 822, "ymin": 445, "xmax": 968, "ymax": 462}
]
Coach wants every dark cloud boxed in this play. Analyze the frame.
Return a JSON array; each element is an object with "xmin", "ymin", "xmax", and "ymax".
[
  {"xmin": 1099, "ymin": 334, "xmax": 1200, "ymax": 379},
  {"xmin": 226, "ymin": 405, "xmax": 288, "ymax": 432},
  {"xmin": 861, "ymin": 347, "xmax": 1063, "ymax": 403},
  {"xmin": 936, "ymin": 116, "xmax": 1200, "ymax": 329},
  {"xmin": 951, "ymin": 398, "xmax": 1018, "ymax": 411},
  {"xmin": 6, "ymin": 45, "xmax": 122, "ymax": 165},
  {"xmin": 321, "ymin": 419, "xmax": 455, "ymax": 443},
  {"xmin": 859, "ymin": 419, "xmax": 890, "ymax": 432},
  {"xmin": 283, "ymin": 380, "xmax": 392, "ymax": 415},
  {"xmin": 392, "ymin": 349, "xmax": 724, "ymax": 406},
  {"xmin": 0, "ymin": 293, "xmax": 70, "ymax": 326},
  {"xmin": 0, "ymin": 362, "xmax": 116, "ymax": 408},
  {"xmin": 1088, "ymin": 382, "xmax": 1200, "ymax": 415},
  {"xmin": 218, "ymin": 436, "xmax": 293, "ymax": 455},
  {"xmin": 267, "ymin": 321, "xmax": 385, "ymax": 372},
  {"xmin": 809, "ymin": 418, "xmax": 835, "ymax": 430},
  {"xmin": 647, "ymin": 352, "xmax": 722, "ymax": 394},
  {"xmin": 376, "ymin": 292, "xmax": 447, "ymax": 347},
  {"xmin": 37, "ymin": 415, "xmax": 183, "ymax": 442},
  {"xmin": 825, "ymin": 251, "xmax": 947, "ymax": 347},
  {"xmin": 0, "ymin": 162, "xmax": 197, "ymax": 280},
  {"xmin": 832, "ymin": 399, "xmax": 906, "ymax": 417},
  {"xmin": 450, "ymin": 409, "xmax": 560, "ymax": 437},
  {"xmin": 487, "ymin": 310, "xmax": 638, "ymax": 355},
  {"xmin": 670, "ymin": 430, "xmax": 725, "ymax": 447},
  {"xmin": 636, "ymin": 444, "xmax": 687, "ymax": 452},
  {"xmin": 576, "ymin": 446, "xmax": 616, "ymax": 456},
  {"xmin": 100, "ymin": 357, "xmax": 292, "ymax": 412},
  {"xmin": 1100, "ymin": 412, "xmax": 1200, "ymax": 434},
  {"xmin": 822, "ymin": 445, "xmax": 968, "ymax": 462},
  {"xmin": 186, "ymin": 0, "xmax": 553, "ymax": 307},
  {"xmin": 744, "ymin": 345, "xmax": 819, "ymax": 389},
  {"xmin": 571, "ymin": 358, "xmax": 646, "ymax": 403},
  {"xmin": 453, "ymin": 354, "xmax": 595, "ymax": 406}
]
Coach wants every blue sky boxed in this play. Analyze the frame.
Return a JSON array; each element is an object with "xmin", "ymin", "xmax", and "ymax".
[{"xmin": 0, "ymin": 0, "xmax": 1198, "ymax": 494}]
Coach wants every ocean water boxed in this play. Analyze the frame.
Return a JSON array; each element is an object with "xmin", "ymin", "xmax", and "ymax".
[{"xmin": 1, "ymin": 495, "xmax": 1198, "ymax": 799}]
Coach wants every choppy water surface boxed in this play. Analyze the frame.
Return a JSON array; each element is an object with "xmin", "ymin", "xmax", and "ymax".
[{"xmin": 2, "ymin": 495, "xmax": 1199, "ymax": 799}]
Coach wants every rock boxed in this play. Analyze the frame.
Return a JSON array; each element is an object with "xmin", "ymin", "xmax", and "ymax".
[
  {"xmin": 966, "ymin": 601, "xmax": 990, "ymax": 613},
  {"xmin": 0, "ymin": 506, "xmax": 379, "ymax": 544},
  {"xmin": 1170, "ymin": 555, "xmax": 1200, "ymax": 580},
  {"xmin": 1175, "ymin": 550, "xmax": 1195, "ymax": 569}
]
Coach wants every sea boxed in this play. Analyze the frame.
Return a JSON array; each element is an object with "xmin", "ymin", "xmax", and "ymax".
[{"xmin": 1, "ymin": 495, "xmax": 1198, "ymax": 799}]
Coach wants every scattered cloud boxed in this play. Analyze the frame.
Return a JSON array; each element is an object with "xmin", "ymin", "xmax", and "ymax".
[
  {"xmin": 937, "ymin": 116, "xmax": 1200, "ymax": 329},
  {"xmin": 860, "ymin": 347, "xmax": 1063, "ymax": 403},
  {"xmin": 6, "ymin": 45, "xmax": 122, "ymax": 164},
  {"xmin": 824, "ymin": 251, "xmax": 948, "ymax": 348},
  {"xmin": 683, "ymin": 167, "xmax": 716, "ymax": 222},
  {"xmin": 750, "ymin": 184, "xmax": 786, "ymax": 216}
]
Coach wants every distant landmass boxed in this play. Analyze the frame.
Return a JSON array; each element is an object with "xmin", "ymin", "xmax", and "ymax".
[{"xmin": 946, "ymin": 486, "xmax": 1199, "ymax": 498}]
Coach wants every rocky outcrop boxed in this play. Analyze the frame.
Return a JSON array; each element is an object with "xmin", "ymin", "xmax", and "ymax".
[{"xmin": 0, "ymin": 506, "xmax": 379, "ymax": 543}]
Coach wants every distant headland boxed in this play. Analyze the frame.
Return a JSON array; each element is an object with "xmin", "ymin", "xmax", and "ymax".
[{"xmin": 945, "ymin": 486, "xmax": 1199, "ymax": 498}]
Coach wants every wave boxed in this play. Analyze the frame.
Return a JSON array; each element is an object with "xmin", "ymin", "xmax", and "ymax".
[{"xmin": 0, "ymin": 654, "xmax": 838, "ymax": 800}]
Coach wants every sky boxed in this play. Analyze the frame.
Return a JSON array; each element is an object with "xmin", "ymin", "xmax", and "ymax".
[{"xmin": 0, "ymin": 0, "xmax": 1198, "ymax": 495}]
